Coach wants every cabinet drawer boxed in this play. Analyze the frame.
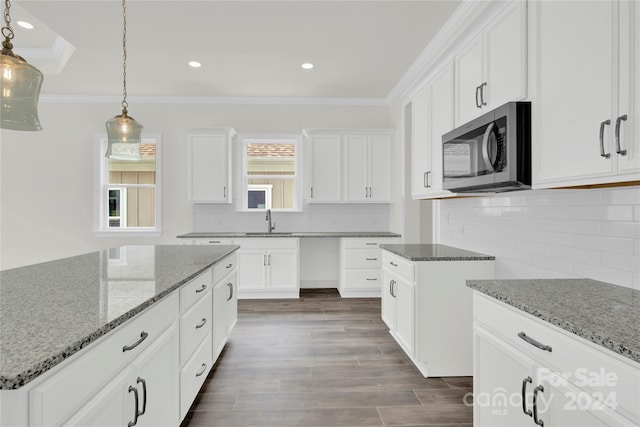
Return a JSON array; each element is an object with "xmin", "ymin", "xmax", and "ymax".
[
  {"xmin": 238, "ymin": 238, "xmax": 299, "ymax": 250},
  {"xmin": 213, "ymin": 253, "xmax": 238, "ymax": 284},
  {"xmin": 344, "ymin": 270, "xmax": 381, "ymax": 289},
  {"xmin": 381, "ymin": 251, "xmax": 414, "ymax": 282},
  {"xmin": 474, "ymin": 293, "xmax": 640, "ymax": 423},
  {"xmin": 342, "ymin": 237, "xmax": 399, "ymax": 249},
  {"xmin": 344, "ymin": 249, "xmax": 381, "ymax": 269},
  {"xmin": 180, "ymin": 268, "xmax": 212, "ymax": 313},
  {"xmin": 197, "ymin": 238, "xmax": 234, "ymax": 245},
  {"xmin": 29, "ymin": 292, "xmax": 179, "ymax": 427},
  {"xmin": 180, "ymin": 291, "xmax": 213, "ymax": 365},
  {"xmin": 180, "ymin": 335, "xmax": 213, "ymax": 419}
]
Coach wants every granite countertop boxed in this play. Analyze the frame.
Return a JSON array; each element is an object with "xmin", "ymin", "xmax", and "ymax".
[
  {"xmin": 0, "ymin": 244, "xmax": 239, "ymax": 390},
  {"xmin": 467, "ymin": 278, "xmax": 640, "ymax": 364},
  {"xmin": 379, "ymin": 244, "xmax": 495, "ymax": 261},
  {"xmin": 177, "ymin": 231, "xmax": 402, "ymax": 239}
]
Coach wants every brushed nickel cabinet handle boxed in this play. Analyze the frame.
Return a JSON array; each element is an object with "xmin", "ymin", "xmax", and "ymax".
[
  {"xmin": 475, "ymin": 85, "xmax": 481, "ymax": 108},
  {"xmin": 227, "ymin": 282, "xmax": 233, "ymax": 301},
  {"xmin": 365, "ymin": 258, "xmax": 378, "ymax": 261},
  {"xmin": 522, "ymin": 377, "xmax": 533, "ymax": 417},
  {"xmin": 137, "ymin": 377, "xmax": 147, "ymax": 416},
  {"xmin": 123, "ymin": 331, "xmax": 148, "ymax": 352},
  {"xmin": 390, "ymin": 261, "xmax": 398, "ymax": 267},
  {"xmin": 480, "ymin": 82, "xmax": 488, "ymax": 106},
  {"xmin": 615, "ymin": 114, "xmax": 628, "ymax": 155},
  {"xmin": 366, "ymin": 278, "xmax": 377, "ymax": 281},
  {"xmin": 128, "ymin": 386, "xmax": 140, "ymax": 427},
  {"xmin": 196, "ymin": 363, "xmax": 208, "ymax": 377},
  {"xmin": 195, "ymin": 284, "xmax": 207, "ymax": 293},
  {"xmin": 518, "ymin": 332, "xmax": 552, "ymax": 352},
  {"xmin": 533, "ymin": 385, "xmax": 545, "ymax": 426},
  {"xmin": 599, "ymin": 119, "xmax": 611, "ymax": 158},
  {"xmin": 195, "ymin": 318, "xmax": 207, "ymax": 329}
]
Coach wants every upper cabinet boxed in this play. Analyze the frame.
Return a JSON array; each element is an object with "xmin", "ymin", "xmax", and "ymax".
[
  {"xmin": 188, "ymin": 129, "xmax": 235, "ymax": 203},
  {"xmin": 532, "ymin": 0, "xmax": 639, "ymax": 187},
  {"xmin": 344, "ymin": 134, "xmax": 392, "ymax": 202},
  {"xmin": 411, "ymin": 63, "xmax": 455, "ymax": 199},
  {"xmin": 304, "ymin": 129, "xmax": 394, "ymax": 204},
  {"xmin": 454, "ymin": 0, "xmax": 527, "ymax": 126}
]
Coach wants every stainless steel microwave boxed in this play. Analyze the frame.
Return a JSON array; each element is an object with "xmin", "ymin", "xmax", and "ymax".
[{"xmin": 442, "ymin": 101, "xmax": 531, "ymax": 193}]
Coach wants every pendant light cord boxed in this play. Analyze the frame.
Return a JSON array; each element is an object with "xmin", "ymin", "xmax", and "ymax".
[{"xmin": 121, "ymin": 0, "xmax": 129, "ymax": 115}]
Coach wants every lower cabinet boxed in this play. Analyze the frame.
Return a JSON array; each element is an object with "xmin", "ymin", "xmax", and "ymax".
[
  {"xmin": 381, "ymin": 249, "xmax": 495, "ymax": 377},
  {"xmin": 237, "ymin": 238, "xmax": 299, "ymax": 299},
  {"xmin": 339, "ymin": 237, "xmax": 400, "ymax": 298},
  {"xmin": 66, "ymin": 324, "xmax": 180, "ymax": 427},
  {"xmin": 473, "ymin": 292, "xmax": 640, "ymax": 427}
]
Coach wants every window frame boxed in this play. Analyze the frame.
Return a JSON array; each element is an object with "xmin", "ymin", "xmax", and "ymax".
[
  {"xmin": 237, "ymin": 134, "xmax": 303, "ymax": 212},
  {"xmin": 94, "ymin": 133, "xmax": 162, "ymax": 237}
]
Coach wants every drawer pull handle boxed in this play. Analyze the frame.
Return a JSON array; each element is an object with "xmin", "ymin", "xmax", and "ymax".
[
  {"xmin": 195, "ymin": 284, "xmax": 207, "ymax": 293},
  {"xmin": 123, "ymin": 331, "xmax": 148, "ymax": 352},
  {"xmin": 366, "ymin": 257, "xmax": 378, "ymax": 261},
  {"xmin": 615, "ymin": 114, "xmax": 628, "ymax": 155},
  {"xmin": 366, "ymin": 278, "xmax": 377, "ymax": 281},
  {"xmin": 226, "ymin": 263, "xmax": 233, "ymax": 269},
  {"xmin": 209, "ymin": 240, "xmax": 221, "ymax": 244},
  {"xmin": 128, "ymin": 386, "xmax": 140, "ymax": 427},
  {"xmin": 518, "ymin": 332, "xmax": 552, "ymax": 352},
  {"xmin": 196, "ymin": 363, "xmax": 208, "ymax": 377},
  {"xmin": 390, "ymin": 261, "xmax": 398, "ymax": 267},
  {"xmin": 365, "ymin": 243, "xmax": 377, "ymax": 246},
  {"xmin": 227, "ymin": 282, "xmax": 234, "ymax": 301},
  {"xmin": 599, "ymin": 119, "xmax": 611, "ymax": 158},
  {"xmin": 521, "ymin": 377, "xmax": 533, "ymax": 417},
  {"xmin": 137, "ymin": 377, "xmax": 147, "ymax": 416},
  {"xmin": 196, "ymin": 318, "xmax": 207, "ymax": 329},
  {"xmin": 533, "ymin": 385, "xmax": 545, "ymax": 426}
]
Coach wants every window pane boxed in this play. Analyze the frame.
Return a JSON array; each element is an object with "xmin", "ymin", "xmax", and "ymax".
[
  {"xmin": 109, "ymin": 143, "xmax": 156, "ymax": 184},
  {"xmin": 108, "ymin": 189, "xmax": 120, "ymax": 217},
  {"xmin": 247, "ymin": 143, "xmax": 295, "ymax": 176},
  {"xmin": 248, "ymin": 178, "xmax": 294, "ymax": 209},
  {"xmin": 248, "ymin": 190, "xmax": 267, "ymax": 209}
]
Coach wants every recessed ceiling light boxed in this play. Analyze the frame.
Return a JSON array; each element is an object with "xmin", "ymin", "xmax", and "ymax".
[
  {"xmin": 188, "ymin": 61, "xmax": 201, "ymax": 68},
  {"xmin": 301, "ymin": 63, "xmax": 314, "ymax": 70},
  {"xmin": 17, "ymin": 21, "xmax": 34, "ymax": 30}
]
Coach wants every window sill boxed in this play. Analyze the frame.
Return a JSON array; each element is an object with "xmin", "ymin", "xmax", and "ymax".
[{"xmin": 94, "ymin": 229, "xmax": 162, "ymax": 238}]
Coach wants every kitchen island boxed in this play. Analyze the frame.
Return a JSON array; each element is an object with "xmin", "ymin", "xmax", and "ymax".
[
  {"xmin": 0, "ymin": 244, "xmax": 239, "ymax": 426},
  {"xmin": 468, "ymin": 278, "xmax": 640, "ymax": 426}
]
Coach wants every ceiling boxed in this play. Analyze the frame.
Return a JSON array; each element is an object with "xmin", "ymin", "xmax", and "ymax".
[{"xmin": 12, "ymin": 1, "xmax": 461, "ymax": 102}]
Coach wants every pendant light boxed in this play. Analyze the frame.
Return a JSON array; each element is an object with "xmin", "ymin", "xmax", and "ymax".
[
  {"xmin": 105, "ymin": 0, "xmax": 142, "ymax": 161},
  {"xmin": 0, "ymin": 0, "xmax": 44, "ymax": 131}
]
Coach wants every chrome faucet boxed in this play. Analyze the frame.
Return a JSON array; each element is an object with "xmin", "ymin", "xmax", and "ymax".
[{"xmin": 265, "ymin": 209, "xmax": 276, "ymax": 233}]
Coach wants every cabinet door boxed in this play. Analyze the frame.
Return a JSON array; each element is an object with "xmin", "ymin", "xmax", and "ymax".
[
  {"xmin": 189, "ymin": 133, "xmax": 231, "ymax": 203},
  {"xmin": 617, "ymin": 0, "xmax": 640, "ymax": 175},
  {"xmin": 212, "ymin": 278, "xmax": 228, "ymax": 360},
  {"xmin": 473, "ymin": 326, "xmax": 536, "ymax": 427},
  {"xmin": 343, "ymin": 135, "xmax": 369, "ymax": 202},
  {"xmin": 411, "ymin": 85, "xmax": 432, "ymax": 199},
  {"xmin": 455, "ymin": 35, "xmax": 484, "ymax": 126},
  {"xmin": 533, "ymin": 1, "xmax": 617, "ymax": 185},
  {"xmin": 134, "ymin": 323, "xmax": 179, "ymax": 427},
  {"xmin": 237, "ymin": 250, "xmax": 267, "ymax": 290},
  {"xmin": 225, "ymin": 269, "xmax": 238, "ymax": 337},
  {"xmin": 394, "ymin": 276, "xmax": 415, "ymax": 358},
  {"xmin": 486, "ymin": 1, "xmax": 526, "ymax": 110},
  {"xmin": 307, "ymin": 135, "xmax": 342, "ymax": 202},
  {"xmin": 428, "ymin": 64, "xmax": 455, "ymax": 195},
  {"xmin": 64, "ymin": 368, "xmax": 131, "ymax": 427},
  {"xmin": 367, "ymin": 135, "xmax": 392, "ymax": 202},
  {"xmin": 381, "ymin": 268, "xmax": 396, "ymax": 330},
  {"xmin": 267, "ymin": 250, "xmax": 298, "ymax": 290}
]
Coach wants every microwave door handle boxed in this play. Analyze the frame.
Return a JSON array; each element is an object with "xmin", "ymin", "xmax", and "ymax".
[{"xmin": 481, "ymin": 123, "xmax": 496, "ymax": 172}]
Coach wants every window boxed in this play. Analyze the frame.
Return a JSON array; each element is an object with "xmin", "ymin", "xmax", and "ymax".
[
  {"xmin": 95, "ymin": 134, "xmax": 161, "ymax": 236},
  {"xmin": 239, "ymin": 135, "xmax": 302, "ymax": 212}
]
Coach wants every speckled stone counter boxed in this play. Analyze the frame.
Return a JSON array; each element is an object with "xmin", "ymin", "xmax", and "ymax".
[
  {"xmin": 379, "ymin": 244, "xmax": 495, "ymax": 261},
  {"xmin": 177, "ymin": 231, "xmax": 401, "ymax": 239},
  {"xmin": 467, "ymin": 278, "xmax": 640, "ymax": 364},
  {"xmin": 0, "ymin": 244, "xmax": 239, "ymax": 390}
]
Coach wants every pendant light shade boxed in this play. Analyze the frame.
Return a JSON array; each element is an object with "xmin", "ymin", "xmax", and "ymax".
[
  {"xmin": 1, "ymin": 0, "xmax": 44, "ymax": 131},
  {"xmin": 105, "ymin": 0, "xmax": 142, "ymax": 160}
]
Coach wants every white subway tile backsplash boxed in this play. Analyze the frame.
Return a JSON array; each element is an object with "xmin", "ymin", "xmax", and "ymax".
[{"xmin": 439, "ymin": 187, "xmax": 640, "ymax": 289}]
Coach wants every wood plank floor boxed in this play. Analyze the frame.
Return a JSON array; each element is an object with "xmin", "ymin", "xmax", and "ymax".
[{"xmin": 181, "ymin": 289, "xmax": 473, "ymax": 427}]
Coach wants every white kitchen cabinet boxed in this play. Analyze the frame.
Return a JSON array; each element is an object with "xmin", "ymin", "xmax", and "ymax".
[
  {"xmin": 381, "ymin": 249, "xmax": 495, "ymax": 377},
  {"xmin": 454, "ymin": 0, "xmax": 527, "ymax": 126},
  {"xmin": 66, "ymin": 323, "xmax": 179, "ymax": 427},
  {"xmin": 532, "ymin": 0, "xmax": 639, "ymax": 187},
  {"xmin": 411, "ymin": 63, "xmax": 456, "ymax": 199},
  {"xmin": 305, "ymin": 132, "xmax": 343, "ymax": 203},
  {"xmin": 343, "ymin": 134, "xmax": 392, "ymax": 202},
  {"xmin": 189, "ymin": 128, "xmax": 235, "ymax": 203},
  {"xmin": 339, "ymin": 237, "xmax": 399, "ymax": 298},
  {"xmin": 212, "ymin": 254, "xmax": 238, "ymax": 360},
  {"xmin": 237, "ymin": 238, "xmax": 299, "ymax": 298},
  {"xmin": 472, "ymin": 292, "xmax": 640, "ymax": 427}
]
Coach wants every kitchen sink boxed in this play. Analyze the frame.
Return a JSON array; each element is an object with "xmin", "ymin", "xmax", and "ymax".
[{"xmin": 243, "ymin": 232, "xmax": 294, "ymax": 236}]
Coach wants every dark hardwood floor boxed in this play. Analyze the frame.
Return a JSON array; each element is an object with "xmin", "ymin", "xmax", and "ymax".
[{"xmin": 181, "ymin": 289, "xmax": 473, "ymax": 427}]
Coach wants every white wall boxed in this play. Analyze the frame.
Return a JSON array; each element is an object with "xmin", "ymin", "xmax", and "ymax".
[
  {"xmin": 0, "ymin": 101, "xmax": 395, "ymax": 270},
  {"xmin": 438, "ymin": 186, "xmax": 640, "ymax": 290}
]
